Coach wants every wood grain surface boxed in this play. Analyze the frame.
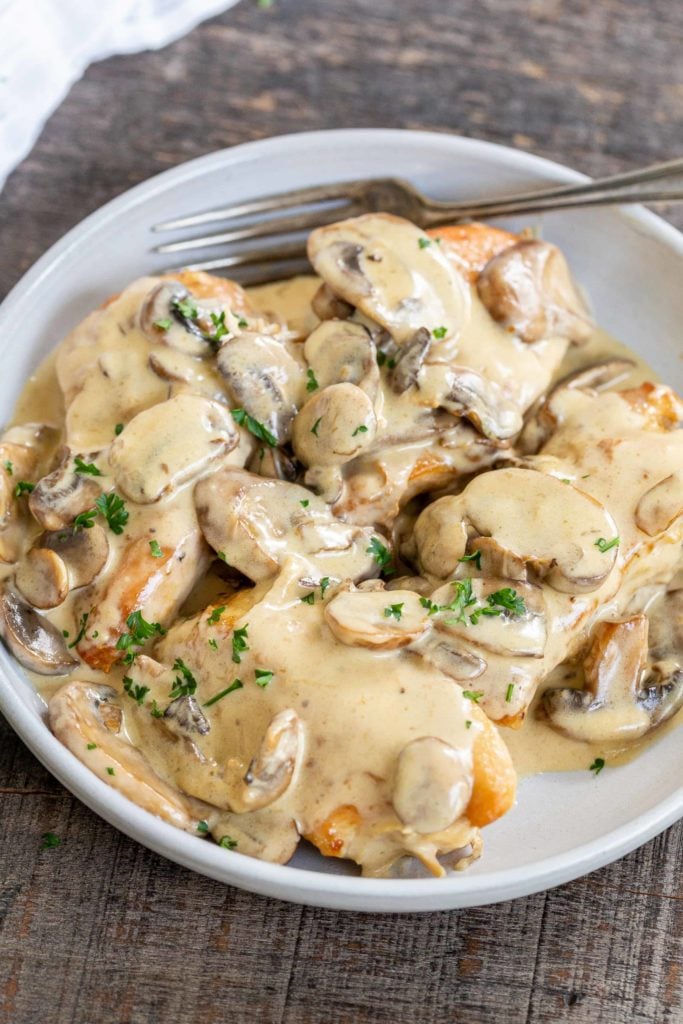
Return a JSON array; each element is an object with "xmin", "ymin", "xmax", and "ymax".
[{"xmin": 1, "ymin": 1, "xmax": 682, "ymax": 1022}]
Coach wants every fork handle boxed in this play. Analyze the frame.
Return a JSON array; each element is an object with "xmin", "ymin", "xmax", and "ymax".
[{"xmin": 421, "ymin": 157, "xmax": 683, "ymax": 224}]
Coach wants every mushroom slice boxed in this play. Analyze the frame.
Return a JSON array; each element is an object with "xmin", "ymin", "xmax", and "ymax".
[
  {"xmin": 233, "ymin": 709, "xmax": 302, "ymax": 813},
  {"xmin": 542, "ymin": 616, "xmax": 683, "ymax": 743},
  {"xmin": 49, "ymin": 681, "xmax": 207, "ymax": 832},
  {"xmin": 41, "ymin": 524, "xmax": 109, "ymax": 588},
  {"xmin": 109, "ymin": 394, "xmax": 238, "ymax": 503},
  {"xmin": 0, "ymin": 587, "xmax": 77, "ymax": 674},
  {"xmin": 417, "ymin": 637, "xmax": 487, "ymax": 681},
  {"xmin": 389, "ymin": 328, "xmax": 431, "ymax": 394},
  {"xmin": 311, "ymin": 283, "xmax": 354, "ymax": 321},
  {"xmin": 29, "ymin": 447, "xmax": 103, "ymax": 531},
  {"xmin": 392, "ymin": 737, "xmax": 473, "ymax": 834},
  {"xmin": 552, "ymin": 357, "xmax": 635, "ymax": 396},
  {"xmin": 139, "ymin": 280, "xmax": 213, "ymax": 358},
  {"xmin": 247, "ymin": 444, "xmax": 298, "ymax": 482},
  {"xmin": 304, "ymin": 320, "xmax": 379, "ymax": 399},
  {"xmin": 292, "ymin": 383, "xmax": 377, "ymax": 467},
  {"xmin": 413, "ymin": 500, "xmax": 468, "ymax": 580},
  {"xmin": 415, "ymin": 468, "xmax": 619, "ymax": 593},
  {"xmin": 635, "ymin": 472, "xmax": 683, "ymax": 537},
  {"xmin": 15, "ymin": 548, "xmax": 69, "ymax": 609},
  {"xmin": 324, "ymin": 589, "xmax": 429, "ymax": 649},
  {"xmin": 163, "ymin": 695, "xmax": 210, "ymax": 738},
  {"xmin": 308, "ymin": 213, "xmax": 469, "ymax": 346},
  {"xmin": 421, "ymin": 364, "xmax": 522, "ymax": 441},
  {"xmin": 216, "ymin": 332, "xmax": 303, "ymax": 444},
  {"xmin": 477, "ymin": 239, "xmax": 593, "ymax": 344},
  {"xmin": 194, "ymin": 467, "xmax": 378, "ymax": 583},
  {"xmin": 431, "ymin": 578, "xmax": 546, "ymax": 658}
]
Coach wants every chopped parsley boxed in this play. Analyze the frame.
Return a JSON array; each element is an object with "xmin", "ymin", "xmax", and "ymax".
[
  {"xmin": 207, "ymin": 605, "xmax": 226, "ymax": 625},
  {"xmin": 418, "ymin": 237, "xmax": 431, "ymax": 249},
  {"xmin": 149, "ymin": 539, "xmax": 163, "ymax": 558},
  {"xmin": 106, "ymin": 767, "xmax": 115, "ymax": 776},
  {"xmin": 459, "ymin": 550, "xmax": 482, "ymax": 571},
  {"xmin": 299, "ymin": 499, "xmax": 310, "ymax": 508},
  {"xmin": 231, "ymin": 624, "xmax": 249, "ymax": 664},
  {"xmin": 487, "ymin": 587, "xmax": 526, "ymax": 616},
  {"xmin": 236, "ymin": 314, "xmax": 249, "ymax": 328},
  {"xmin": 149, "ymin": 700, "xmax": 164, "ymax": 719},
  {"xmin": 40, "ymin": 832, "xmax": 61, "ymax": 849},
  {"xmin": 352, "ymin": 424, "xmax": 368, "ymax": 437},
  {"xmin": 384, "ymin": 603, "xmax": 404, "ymax": 621},
  {"xmin": 62, "ymin": 629, "xmax": 69, "ymax": 638},
  {"xmin": 376, "ymin": 351, "xmax": 387, "ymax": 367},
  {"xmin": 73, "ymin": 508, "xmax": 97, "ymax": 531},
  {"xmin": 68, "ymin": 611, "xmax": 89, "ymax": 649},
  {"xmin": 122, "ymin": 676, "xmax": 150, "ymax": 706},
  {"xmin": 153, "ymin": 317, "xmax": 173, "ymax": 331},
  {"xmin": 387, "ymin": 358, "xmax": 397, "ymax": 369},
  {"xmin": 254, "ymin": 668, "xmax": 274, "ymax": 688},
  {"xmin": 172, "ymin": 296, "xmax": 199, "ymax": 321},
  {"xmin": 462, "ymin": 690, "xmax": 484, "ymax": 703},
  {"xmin": 366, "ymin": 537, "xmax": 393, "ymax": 573},
  {"xmin": 218, "ymin": 835, "xmax": 238, "ymax": 849},
  {"xmin": 231, "ymin": 408, "xmax": 277, "ymax": 447},
  {"xmin": 208, "ymin": 311, "xmax": 229, "ymax": 345},
  {"xmin": 505, "ymin": 683, "xmax": 515, "ymax": 703},
  {"xmin": 203, "ymin": 679, "xmax": 243, "ymax": 707},
  {"xmin": 116, "ymin": 610, "xmax": 166, "ymax": 665},
  {"xmin": 589, "ymin": 757, "xmax": 606, "ymax": 775},
  {"xmin": 208, "ymin": 638, "xmax": 218, "ymax": 651},
  {"xmin": 14, "ymin": 480, "xmax": 34, "ymax": 497},
  {"xmin": 87, "ymin": 743, "xmax": 97, "ymax": 750},
  {"xmin": 306, "ymin": 368, "xmax": 319, "ymax": 392},
  {"xmin": 114, "ymin": 423, "xmax": 124, "ymax": 436},
  {"xmin": 441, "ymin": 578, "xmax": 477, "ymax": 625},
  {"xmin": 432, "ymin": 326, "xmax": 447, "ymax": 339},
  {"xmin": 3, "ymin": 460, "xmax": 12, "ymax": 475},
  {"xmin": 319, "ymin": 576, "xmax": 331, "ymax": 598},
  {"xmin": 419, "ymin": 597, "xmax": 440, "ymax": 615},
  {"xmin": 465, "ymin": 720, "xmax": 472, "ymax": 729},
  {"xmin": 196, "ymin": 820, "xmax": 209, "ymax": 834},
  {"xmin": 300, "ymin": 592, "xmax": 315, "ymax": 605},
  {"xmin": 169, "ymin": 658, "xmax": 198, "ymax": 699},
  {"xmin": 74, "ymin": 456, "xmax": 103, "ymax": 476},
  {"xmin": 217, "ymin": 551, "xmax": 227, "ymax": 562},
  {"xmin": 595, "ymin": 536, "xmax": 620, "ymax": 553},
  {"xmin": 95, "ymin": 492, "xmax": 129, "ymax": 535},
  {"xmin": 311, "ymin": 417, "xmax": 322, "ymax": 437}
]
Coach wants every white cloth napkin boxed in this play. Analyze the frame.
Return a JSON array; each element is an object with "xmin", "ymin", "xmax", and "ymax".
[{"xmin": 0, "ymin": 0, "xmax": 240, "ymax": 191}]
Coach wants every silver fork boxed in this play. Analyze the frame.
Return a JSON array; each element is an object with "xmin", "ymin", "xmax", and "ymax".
[{"xmin": 152, "ymin": 157, "xmax": 683, "ymax": 282}]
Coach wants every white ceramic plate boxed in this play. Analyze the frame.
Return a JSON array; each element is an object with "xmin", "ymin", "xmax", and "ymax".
[{"xmin": 1, "ymin": 130, "xmax": 682, "ymax": 913}]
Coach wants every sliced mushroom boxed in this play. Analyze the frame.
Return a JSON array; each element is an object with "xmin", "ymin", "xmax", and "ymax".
[
  {"xmin": 477, "ymin": 239, "xmax": 593, "ymax": 344},
  {"xmin": 292, "ymin": 383, "xmax": 377, "ymax": 467},
  {"xmin": 419, "ymin": 364, "xmax": 523, "ymax": 441},
  {"xmin": 416, "ymin": 637, "xmax": 487, "ymax": 681},
  {"xmin": 41, "ymin": 524, "xmax": 109, "ymax": 588},
  {"xmin": 415, "ymin": 467, "xmax": 619, "ymax": 593},
  {"xmin": 304, "ymin": 320, "xmax": 379, "ymax": 399},
  {"xmin": 247, "ymin": 444, "xmax": 298, "ymax": 482},
  {"xmin": 389, "ymin": 328, "xmax": 431, "ymax": 394},
  {"xmin": 324, "ymin": 588, "xmax": 429, "ymax": 649},
  {"xmin": 311, "ymin": 282, "xmax": 354, "ymax": 321},
  {"xmin": 15, "ymin": 548, "xmax": 69, "ymax": 609},
  {"xmin": 0, "ymin": 587, "xmax": 78, "ymax": 674},
  {"xmin": 139, "ymin": 280, "xmax": 214, "ymax": 358},
  {"xmin": 29, "ymin": 447, "xmax": 103, "ymax": 531},
  {"xmin": 109, "ymin": 394, "xmax": 238, "ymax": 503},
  {"xmin": 431, "ymin": 578, "xmax": 546, "ymax": 658},
  {"xmin": 543, "ymin": 616, "xmax": 683, "ymax": 743},
  {"xmin": 49, "ymin": 680, "xmax": 207, "ymax": 832},
  {"xmin": 308, "ymin": 213, "xmax": 469, "ymax": 346},
  {"xmin": 635, "ymin": 472, "xmax": 683, "ymax": 536},
  {"xmin": 392, "ymin": 737, "xmax": 473, "ymax": 834},
  {"xmin": 552, "ymin": 357, "xmax": 635, "ymax": 396},
  {"xmin": 475, "ymin": 537, "xmax": 527, "ymax": 581},
  {"xmin": 163, "ymin": 695, "xmax": 210, "ymax": 738},
  {"xmin": 194, "ymin": 467, "xmax": 378, "ymax": 583},
  {"xmin": 216, "ymin": 332, "xmax": 304, "ymax": 444},
  {"xmin": 148, "ymin": 348, "xmax": 202, "ymax": 383},
  {"xmin": 233, "ymin": 709, "xmax": 302, "ymax": 812}
]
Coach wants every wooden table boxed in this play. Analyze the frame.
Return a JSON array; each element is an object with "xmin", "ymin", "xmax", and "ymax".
[{"xmin": 1, "ymin": 2, "xmax": 682, "ymax": 1021}]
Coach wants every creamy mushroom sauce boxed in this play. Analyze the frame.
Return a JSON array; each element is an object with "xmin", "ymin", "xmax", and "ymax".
[{"xmin": 1, "ymin": 214, "xmax": 682, "ymax": 879}]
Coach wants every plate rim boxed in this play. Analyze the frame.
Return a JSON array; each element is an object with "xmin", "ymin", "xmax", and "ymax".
[{"xmin": 1, "ymin": 127, "xmax": 682, "ymax": 912}]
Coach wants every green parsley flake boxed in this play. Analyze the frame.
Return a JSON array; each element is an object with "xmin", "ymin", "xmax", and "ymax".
[
  {"xmin": 87, "ymin": 743, "xmax": 97, "ymax": 750},
  {"xmin": 595, "ymin": 536, "xmax": 620, "ymax": 553},
  {"xmin": 237, "ymin": 316, "xmax": 249, "ymax": 328},
  {"xmin": 254, "ymin": 668, "xmax": 274, "ymax": 688},
  {"xmin": 208, "ymin": 638, "xmax": 218, "ymax": 651},
  {"xmin": 366, "ymin": 537, "xmax": 393, "ymax": 573},
  {"xmin": 231, "ymin": 624, "xmax": 249, "ymax": 664},
  {"xmin": 40, "ymin": 832, "xmax": 61, "ymax": 849},
  {"xmin": 306, "ymin": 368, "xmax": 319, "ymax": 392},
  {"xmin": 352, "ymin": 424, "xmax": 368, "ymax": 436},
  {"xmin": 203, "ymin": 679, "xmax": 243, "ymax": 707},
  {"xmin": 300, "ymin": 592, "xmax": 315, "ymax": 605},
  {"xmin": 384, "ymin": 603, "xmax": 404, "ymax": 621},
  {"xmin": 319, "ymin": 576, "xmax": 331, "ymax": 598},
  {"xmin": 376, "ymin": 351, "xmax": 387, "ymax": 367},
  {"xmin": 172, "ymin": 296, "xmax": 199, "ymax": 321},
  {"xmin": 114, "ymin": 423, "xmax": 124, "ymax": 436},
  {"xmin": 3, "ymin": 460, "xmax": 12, "ymax": 475},
  {"xmin": 169, "ymin": 658, "xmax": 198, "ymax": 699},
  {"xmin": 217, "ymin": 551, "xmax": 227, "ymax": 562},
  {"xmin": 487, "ymin": 587, "xmax": 526, "ymax": 616},
  {"xmin": 590, "ymin": 757, "xmax": 606, "ymax": 775},
  {"xmin": 231, "ymin": 408, "xmax": 277, "ymax": 447},
  {"xmin": 459, "ymin": 550, "xmax": 482, "ymax": 571},
  {"xmin": 149, "ymin": 539, "xmax": 163, "ymax": 558},
  {"xmin": 505, "ymin": 683, "xmax": 515, "ymax": 703},
  {"xmin": 73, "ymin": 508, "xmax": 97, "ymax": 531},
  {"xmin": 432, "ymin": 326, "xmax": 447, "ymax": 339},
  {"xmin": 207, "ymin": 605, "xmax": 226, "ymax": 625},
  {"xmin": 95, "ymin": 492, "xmax": 129, "ymax": 535},
  {"xmin": 311, "ymin": 417, "xmax": 322, "ymax": 437},
  {"xmin": 74, "ymin": 456, "xmax": 103, "ymax": 477},
  {"xmin": 462, "ymin": 690, "xmax": 484, "ymax": 703},
  {"xmin": 123, "ymin": 675, "xmax": 150, "ymax": 706},
  {"xmin": 441, "ymin": 579, "xmax": 477, "ymax": 625},
  {"xmin": 116, "ymin": 610, "xmax": 166, "ymax": 665},
  {"xmin": 465, "ymin": 720, "xmax": 472, "ymax": 729},
  {"xmin": 196, "ymin": 820, "xmax": 209, "ymax": 834},
  {"xmin": 418, "ymin": 237, "xmax": 431, "ymax": 249},
  {"xmin": 149, "ymin": 700, "xmax": 164, "ymax": 719},
  {"xmin": 154, "ymin": 318, "xmax": 173, "ymax": 331},
  {"xmin": 209, "ymin": 311, "xmax": 229, "ymax": 345},
  {"xmin": 68, "ymin": 611, "xmax": 89, "ymax": 649},
  {"xmin": 299, "ymin": 499, "xmax": 310, "ymax": 508},
  {"xmin": 14, "ymin": 481, "xmax": 34, "ymax": 497},
  {"xmin": 218, "ymin": 835, "xmax": 238, "ymax": 849},
  {"xmin": 106, "ymin": 767, "xmax": 115, "ymax": 776},
  {"xmin": 419, "ymin": 596, "xmax": 440, "ymax": 615}
]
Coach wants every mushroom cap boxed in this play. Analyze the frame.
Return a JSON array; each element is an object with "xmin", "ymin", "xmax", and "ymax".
[
  {"xmin": 415, "ymin": 467, "xmax": 619, "ymax": 593},
  {"xmin": 29, "ymin": 447, "xmax": 103, "ymax": 531},
  {"xmin": 139, "ymin": 280, "xmax": 213, "ymax": 357},
  {"xmin": 324, "ymin": 588, "xmax": 430, "ymax": 649},
  {"xmin": 308, "ymin": 213, "xmax": 469, "ymax": 346},
  {"xmin": 291, "ymin": 383, "xmax": 377, "ymax": 467},
  {"xmin": 0, "ymin": 587, "xmax": 78, "ymax": 674},
  {"xmin": 237, "ymin": 708, "xmax": 302, "ymax": 812},
  {"xmin": 477, "ymin": 239, "xmax": 593, "ymax": 344},
  {"xmin": 635, "ymin": 472, "xmax": 683, "ymax": 537},
  {"xmin": 109, "ymin": 394, "xmax": 239, "ymax": 503},
  {"xmin": 392, "ymin": 737, "xmax": 473, "ymax": 834},
  {"xmin": 15, "ymin": 548, "xmax": 70, "ymax": 609},
  {"xmin": 41, "ymin": 523, "xmax": 109, "ymax": 589},
  {"xmin": 304, "ymin": 319, "xmax": 379, "ymax": 399}
]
